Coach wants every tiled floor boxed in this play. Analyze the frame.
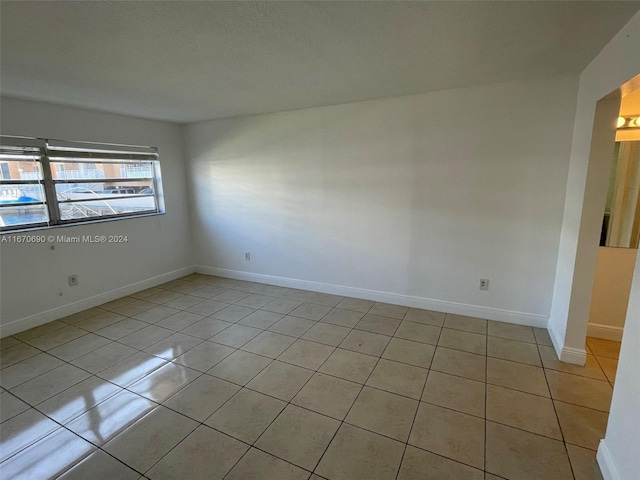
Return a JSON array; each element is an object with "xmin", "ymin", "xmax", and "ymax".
[{"xmin": 0, "ymin": 274, "xmax": 620, "ymax": 479}]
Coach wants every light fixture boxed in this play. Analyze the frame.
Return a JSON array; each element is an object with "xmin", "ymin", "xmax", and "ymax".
[{"xmin": 617, "ymin": 115, "xmax": 640, "ymax": 129}]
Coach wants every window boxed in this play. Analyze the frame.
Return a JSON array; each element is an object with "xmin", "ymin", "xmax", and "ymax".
[{"xmin": 0, "ymin": 136, "xmax": 164, "ymax": 232}]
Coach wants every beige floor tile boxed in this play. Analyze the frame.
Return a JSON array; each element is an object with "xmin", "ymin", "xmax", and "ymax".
[
  {"xmin": 336, "ymin": 297, "xmax": 375, "ymax": 313},
  {"xmin": 369, "ymin": 302, "xmax": 408, "ymax": 319},
  {"xmin": 111, "ymin": 300, "xmax": 155, "ymax": 317},
  {"xmin": 422, "ymin": 370, "xmax": 485, "ymax": 417},
  {"xmin": 431, "ymin": 347, "xmax": 486, "ymax": 382},
  {"xmin": 278, "ymin": 339, "xmax": 335, "ymax": 370},
  {"xmin": 355, "ymin": 313, "xmax": 401, "ymax": 336},
  {"xmin": 443, "ymin": 314, "xmax": 487, "ymax": 334},
  {"xmin": 238, "ymin": 310, "xmax": 284, "ymax": 329},
  {"xmin": 156, "ymin": 312, "xmax": 204, "ymax": 332},
  {"xmin": 14, "ymin": 320, "xmax": 68, "ymax": 341},
  {"xmin": 281, "ymin": 288, "xmax": 315, "ymax": 302},
  {"xmin": 397, "ymin": 445, "xmax": 484, "ymax": 480},
  {"xmin": 485, "ymin": 421, "xmax": 573, "ymax": 480},
  {"xmin": 205, "ymin": 388, "xmax": 286, "ymax": 443},
  {"xmin": 118, "ymin": 325, "xmax": 175, "ymax": 350},
  {"xmin": 566, "ymin": 444, "xmax": 604, "ymax": 480},
  {"xmin": 103, "ymin": 406, "xmax": 198, "ymax": 473},
  {"xmin": 307, "ymin": 292, "xmax": 345, "ymax": 307},
  {"xmin": 94, "ymin": 318, "xmax": 148, "ymax": 340},
  {"xmin": 268, "ymin": 316, "xmax": 316, "ymax": 337},
  {"xmin": 488, "ymin": 320, "xmax": 535, "ymax": 343},
  {"xmin": 262, "ymin": 298, "xmax": 303, "ymax": 315},
  {"xmin": 0, "ymin": 427, "xmax": 95, "ymax": 479},
  {"xmin": 545, "ymin": 370, "xmax": 613, "ymax": 411},
  {"xmin": 538, "ymin": 345, "xmax": 607, "ymax": 380},
  {"xmin": 164, "ymin": 375, "xmax": 239, "ymax": 421},
  {"xmin": 98, "ymin": 351, "xmax": 167, "ymax": 387},
  {"xmin": 302, "ymin": 322, "xmax": 351, "ymax": 346},
  {"xmin": 0, "ymin": 408, "xmax": 59, "ymax": 462},
  {"xmin": 77, "ymin": 311, "xmax": 127, "ymax": 332},
  {"xmin": 146, "ymin": 425, "xmax": 248, "ymax": 480},
  {"xmin": 486, "ymin": 384, "xmax": 561, "ymax": 439},
  {"xmin": 404, "ymin": 308, "xmax": 446, "ymax": 326},
  {"xmin": 366, "ymin": 358, "xmax": 428, "ymax": 399},
  {"xmin": 409, "ymin": 402, "xmax": 485, "ymax": 469},
  {"xmin": 236, "ymin": 293, "xmax": 275, "ymax": 309},
  {"xmin": 486, "ymin": 357, "xmax": 549, "ymax": 397},
  {"xmin": 318, "ymin": 307, "xmax": 364, "ymax": 328},
  {"xmin": 210, "ymin": 324, "xmax": 262, "ymax": 348},
  {"xmin": 255, "ymin": 404, "xmax": 340, "ymax": 471},
  {"xmin": 225, "ymin": 448, "xmax": 310, "ymax": 480},
  {"xmin": 1, "ymin": 342, "xmax": 40, "ymax": 368},
  {"xmin": 1, "ymin": 352, "xmax": 65, "ymax": 389},
  {"xmin": 340, "ymin": 329, "xmax": 391, "ymax": 356},
  {"xmin": 586, "ymin": 337, "xmax": 620, "ymax": 359},
  {"xmin": 0, "ymin": 391, "xmax": 30, "ymax": 422},
  {"xmin": 128, "ymin": 362, "xmax": 201, "ymax": 403},
  {"xmin": 24, "ymin": 325, "xmax": 88, "ymax": 351},
  {"xmin": 346, "ymin": 386, "xmax": 418, "ymax": 441},
  {"xmin": 66, "ymin": 390, "xmax": 156, "ymax": 445},
  {"xmin": 596, "ymin": 356, "xmax": 618, "ymax": 383},
  {"xmin": 533, "ymin": 327, "xmax": 553, "ymax": 346},
  {"xmin": 555, "ymin": 401, "xmax": 608, "ymax": 450},
  {"xmin": 0, "ymin": 336, "xmax": 22, "ymax": 351},
  {"xmin": 241, "ymin": 331, "xmax": 297, "ymax": 358},
  {"xmin": 190, "ymin": 286, "xmax": 228, "ymax": 299},
  {"xmin": 132, "ymin": 305, "xmax": 181, "ymax": 323},
  {"xmin": 143, "ymin": 332, "xmax": 204, "ymax": 360},
  {"xmin": 58, "ymin": 449, "xmax": 139, "ymax": 480},
  {"xmin": 292, "ymin": 372, "xmax": 361, "ymax": 420},
  {"xmin": 173, "ymin": 341, "xmax": 235, "ymax": 372},
  {"xmin": 59, "ymin": 307, "xmax": 105, "ymax": 325},
  {"xmin": 246, "ymin": 360, "xmax": 313, "ymax": 401},
  {"xmin": 208, "ymin": 350, "xmax": 272, "ymax": 385},
  {"xmin": 213, "ymin": 290, "xmax": 250, "ymax": 304},
  {"xmin": 146, "ymin": 291, "xmax": 186, "ymax": 305},
  {"xmin": 179, "ymin": 318, "xmax": 232, "ymax": 339},
  {"xmin": 318, "ymin": 348, "xmax": 378, "ymax": 384},
  {"xmin": 487, "ymin": 336, "xmax": 541, "ymax": 366},
  {"xmin": 382, "ymin": 337, "xmax": 435, "ymax": 368},
  {"xmin": 184, "ymin": 299, "xmax": 229, "ymax": 316},
  {"xmin": 316, "ymin": 423, "xmax": 405, "ymax": 480},
  {"xmin": 290, "ymin": 302, "xmax": 332, "ymax": 321},
  {"xmin": 11, "ymin": 363, "xmax": 90, "ymax": 405},
  {"xmin": 394, "ymin": 321, "xmax": 441, "ymax": 345},
  {"xmin": 48, "ymin": 333, "xmax": 112, "ymax": 362},
  {"xmin": 259, "ymin": 285, "xmax": 290, "ymax": 297},
  {"xmin": 210, "ymin": 304, "xmax": 255, "ymax": 322},
  {"xmin": 37, "ymin": 376, "xmax": 122, "ymax": 424},
  {"xmin": 438, "ymin": 328, "xmax": 486, "ymax": 355}
]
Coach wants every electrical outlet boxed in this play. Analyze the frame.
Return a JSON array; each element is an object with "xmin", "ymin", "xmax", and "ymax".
[
  {"xmin": 245, "ymin": 252, "xmax": 251, "ymax": 261},
  {"xmin": 479, "ymin": 278, "xmax": 489, "ymax": 290},
  {"xmin": 68, "ymin": 274, "xmax": 79, "ymax": 287}
]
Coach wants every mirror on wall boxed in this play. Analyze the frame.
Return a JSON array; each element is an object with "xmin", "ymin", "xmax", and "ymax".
[{"xmin": 601, "ymin": 141, "xmax": 640, "ymax": 249}]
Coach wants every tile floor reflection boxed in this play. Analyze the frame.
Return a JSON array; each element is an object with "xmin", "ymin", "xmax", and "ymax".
[{"xmin": 0, "ymin": 274, "xmax": 619, "ymax": 479}]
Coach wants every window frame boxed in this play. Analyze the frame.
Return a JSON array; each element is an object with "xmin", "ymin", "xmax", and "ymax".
[{"xmin": 0, "ymin": 136, "xmax": 164, "ymax": 233}]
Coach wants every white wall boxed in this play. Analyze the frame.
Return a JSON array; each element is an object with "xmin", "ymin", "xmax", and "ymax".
[
  {"xmin": 548, "ymin": 12, "xmax": 640, "ymax": 364},
  {"xmin": 185, "ymin": 75, "xmax": 579, "ymax": 325},
  {"xmin": 597, "ymin": 255, "xmax": 640, "ymax": 480},
  {"xmin": 588, "ymin": 247, "xmax": 637, "ymax": 341},
  {"xmin": 0, "ymin": 98, "xmax": 193, "ymax": 335}
]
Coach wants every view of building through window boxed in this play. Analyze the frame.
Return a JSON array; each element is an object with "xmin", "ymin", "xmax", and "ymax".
[{"xmin": 0, "ymin": 137, "xmax": 163, "ymax": 230}]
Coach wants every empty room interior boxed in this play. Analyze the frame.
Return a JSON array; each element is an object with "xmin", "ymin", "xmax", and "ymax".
[{"xmin": 1, "ymin": 2, "xmax": 640, "ymax": 480}]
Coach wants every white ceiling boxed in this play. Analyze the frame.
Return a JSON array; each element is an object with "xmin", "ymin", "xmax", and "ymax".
[{"xmin": 1, "ymin": 1, "xmax": 639, "ymax": 123}]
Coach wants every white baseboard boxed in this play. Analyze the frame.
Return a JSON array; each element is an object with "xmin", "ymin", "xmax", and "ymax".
[
  {"xmin": 195, "ymin": 266, "xmax": 549, "ymax": 328},
  {"xmin": 0, "ymin": 266, "xmax": 194, "ymax": 338},
  {"xmin": 588, "ymin": 323, "xmax": 624, "ymax": 342},
  {"xmin": 597, "ymin": 439, "xmax": 620, "ymax": 480},
  {"xmin": 547, "ymin": 322, "xmax": 587, "ymax": 366}
]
